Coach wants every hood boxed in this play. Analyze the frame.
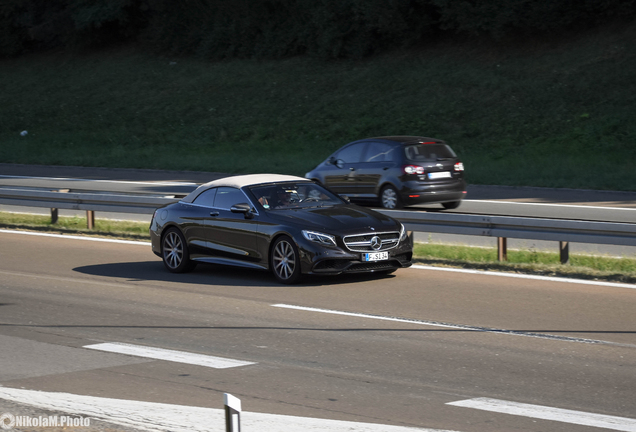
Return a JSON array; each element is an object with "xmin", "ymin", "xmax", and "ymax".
[{"xmin": 267, "ymin": 204, "xmax": 400, "ymax": 235}]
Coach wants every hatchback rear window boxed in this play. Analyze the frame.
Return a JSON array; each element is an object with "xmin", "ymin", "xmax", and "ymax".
[{"xmin": 404, "ymin": 144, "xmax": 456, "ymax": 161}]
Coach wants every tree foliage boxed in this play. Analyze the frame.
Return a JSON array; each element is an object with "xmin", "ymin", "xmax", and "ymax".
[{"xmin": 1, "ymin": 0, "xmax": 634, "ymax": 58}]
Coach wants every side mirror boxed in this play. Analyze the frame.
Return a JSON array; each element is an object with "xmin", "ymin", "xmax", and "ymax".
[
  {"xmin": 339, "ymin": 195, "xmax": 351, "ymax": 204},
  {"xmin": 328, "ymin": 156, "xmax": 345, "ymax": 169},
  {"xmin": 231, "ymin": 203, "xmax": 254, "ymax": 219}
]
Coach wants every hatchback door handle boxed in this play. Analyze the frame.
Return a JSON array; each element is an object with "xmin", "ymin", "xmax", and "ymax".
[{"xmin": 210, "ymin": 211, "xmax": 219, "ymax": 217}]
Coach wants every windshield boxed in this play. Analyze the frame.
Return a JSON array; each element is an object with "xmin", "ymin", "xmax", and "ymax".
[
  {"xmin": 404, "ymin": 144, "xmax": 456, "ymax": 161},
  {"xmin": 249, "ymin": 182, "xmax": 342, "ymax": 210}
]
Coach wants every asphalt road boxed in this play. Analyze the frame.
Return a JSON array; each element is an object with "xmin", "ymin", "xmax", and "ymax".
[
  {"xmin": 1, "ymin": 230, "xmax": 635, "ymax": 431},
  {"xmin": 2, "ymin": 163, "xmax": 636, "ymax": 256}
]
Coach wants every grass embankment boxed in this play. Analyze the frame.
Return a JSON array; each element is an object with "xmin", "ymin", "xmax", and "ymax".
[
  {"xmin": 0, "ymin": 213, "xmax": 149, "ymax": 241},
  {"xmin": 1, "ymin": 23, "xmax": 635, "ymax": 190},
  {"xmin": 2, "ymin": 212, "xmax": 634, "ymax": 284}
]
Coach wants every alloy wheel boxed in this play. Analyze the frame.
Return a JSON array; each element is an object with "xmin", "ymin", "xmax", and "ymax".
[
  {"xmin": 381, "ymin": 186, "xmax": 400, "ymax": 209},
  {"xmin": 163, "ymin": 230, "xmax": 184, "ymax": 270},
  {"xmin": 273, "ymin": 240, "xmax": 295, "ymax": 279},
  {"xmin": 271, "ymin": 236, "xmax": 301, "ymax": 283}
]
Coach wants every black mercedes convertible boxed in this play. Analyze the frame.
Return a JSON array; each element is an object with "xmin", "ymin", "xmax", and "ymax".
[{"xmin": 150, "ymin": 174, "xmax": 412, "ymax": 284}]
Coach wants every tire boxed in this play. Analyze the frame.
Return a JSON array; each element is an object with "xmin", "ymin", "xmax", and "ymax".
[
  {"xmin": 442, "ymin": 201, "xmax": 461, "ymax": 210},
  {"xmin": 380, "ymin": 185, "xmax": 403, "ymax": 209},
  {"xmin": 270, "ymin": 235, "xmax": 302, "ymax": 284},
  {"xmin": 162, "ymin": 228, "xmax": 197, "ymax": 273}
]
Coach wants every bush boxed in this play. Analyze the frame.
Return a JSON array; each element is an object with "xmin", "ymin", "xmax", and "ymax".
[
  {"xmin": 1, "ymin": 0, "xmax": 635, "ymax": 58},
  {"xmin": 431, "ymin": 0, "xmax": 636, "ymax": 38},
  {"xmin": 0, "ymin": 0, "xmax": 145, "ymax": 56}
]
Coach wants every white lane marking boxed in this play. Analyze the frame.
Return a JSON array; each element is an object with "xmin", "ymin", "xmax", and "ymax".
[
  {"xmin": 412, "ymin": 265, "xmax": 636, "ymax": 290},
  {"xmin": 2, "ymin": 228, "xmax": 634, "ymax": 290},
  {"xmin": 447, "ymin": 398, "xmax": 636, "ymax": 432},
  {"xmin": 272, "ymin": 304, "xmax": 636, "ymax": 348},
  {"xmin": 84, "ymin": 342, "xmax": 256, "ymax": 369},
  {"xmin": 0, "ymin": 228, "xmax": 150, "ymax": 245},
  {"xmin": 0, "ymin": 387, "xmax": 459, "ymax": 432},
  {"xmin": 465, "ymin": 199, "xmax": 636, "ymax": 211},
  {"xmin": 0, "ymin": 174, "xmax": 198, "ymax": 187}
]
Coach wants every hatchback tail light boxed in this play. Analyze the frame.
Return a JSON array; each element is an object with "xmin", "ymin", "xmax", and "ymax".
[
  {"xmin": 403, "ymin": 165, "xmax": 425, "ymax": 175},
  {"xmin": 454, "ymin": 162, "xmax": 464, "ymax": 172}
]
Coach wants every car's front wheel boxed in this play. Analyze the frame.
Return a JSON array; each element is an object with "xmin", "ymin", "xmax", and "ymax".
[
  {"xmin": 270, "ymin": 235, "xmax": 302, "ymax": 284},
  {"xmin": 380, "ymin": 185, "xmax": 403, "ymax": 209},
  {"xmin": 162, "ymin": 228, "xmax": 197, "ymax": 273}
]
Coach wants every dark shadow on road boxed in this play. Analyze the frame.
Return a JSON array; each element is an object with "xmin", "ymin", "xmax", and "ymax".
[{"xmin": 72, "ymin": 260, "xmax": 399, "ymax": 288}]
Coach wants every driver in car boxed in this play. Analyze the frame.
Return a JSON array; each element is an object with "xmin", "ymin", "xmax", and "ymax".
[{"xmin": 274, "ymin": 189, "xmax": 293, "ymax": 208}]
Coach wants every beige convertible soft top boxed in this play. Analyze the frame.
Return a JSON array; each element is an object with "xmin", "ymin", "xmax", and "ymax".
[{"xmin": 181, "ymin": 173, "xmax": 311, "ymax": 203}]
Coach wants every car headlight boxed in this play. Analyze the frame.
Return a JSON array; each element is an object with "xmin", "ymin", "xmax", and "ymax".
[
  {"xmin": 302, "ymin": 230, "xmax": 337, "ymax": 247},
  {"xmin": 399, "ymin": 223, "xmax": 408, "ymax": 242}
]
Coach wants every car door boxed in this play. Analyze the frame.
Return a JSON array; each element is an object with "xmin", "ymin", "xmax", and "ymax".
[
  {"xmin": 322, "ymin": 142, "xmax": 366, "ymax": 196},
  {"xmin": 205, "ymin": 186, "xmax": 260, "ymax": 262},
  {"xmin": 183, "ymin": 187, "xmax": 218, "ymax": 259},
  {"xmin": 356, "ymin": 141, "xmax": 397, "ymax": 197}
]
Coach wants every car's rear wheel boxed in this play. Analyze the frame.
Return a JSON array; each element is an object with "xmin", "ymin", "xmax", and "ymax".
[
  {"xmin": 442, "ymin": 201, "xmax": 461, "ymax": 210},
  {"xmin": 270, "ymin": 235, "xmax": 302, "ymax": 284},
  {"xmin": 162, "ymin": 228, "xmax": 197, "ymax": 273},
  {"xmin": 380, "ymin": 185, "xmax": 403, "ymax": 209}
]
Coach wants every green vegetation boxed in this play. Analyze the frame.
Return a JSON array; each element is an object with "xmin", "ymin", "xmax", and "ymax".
[
  {"xmin": 1, "ymin": 22, "xmax": 635, "ymax": 190},
  {"xmin": 0, "ymin": 212, "xmax": 149, "ymax": 241},
  {"xmin": 1, "ymin": 212, "xmax": 634, "ymax": 284},
  {"xmin": 3, "ymin": 1, "xmax": 632, "ymax": 59},
  {"xmin": 413, "ymin": 243, "xmax": 636, "ymax": 284}
]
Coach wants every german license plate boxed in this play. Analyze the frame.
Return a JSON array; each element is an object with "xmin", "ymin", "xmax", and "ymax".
[
  {"xmin": 428, "ymin": 171, "xmax": 451, "ymax": 179},
  {"xmin": 363, "ymin": 252, "xmax": 389, "ymax": 262}
]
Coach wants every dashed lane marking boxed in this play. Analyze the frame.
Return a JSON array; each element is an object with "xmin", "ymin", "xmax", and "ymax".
[
  {"xmin": 84, "ymin": 342, "xmax": 256, "ymax": 369},
  {"xmin": 447, "ymin": 398, "xmax": 636, "ymax": 432}
]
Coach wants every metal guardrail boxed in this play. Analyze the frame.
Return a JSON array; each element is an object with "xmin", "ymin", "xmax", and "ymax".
[
  {"xmin": 0, "ymin": 188, "xmax": 176, "ymax": 214},
  {"xmin": 2, "ymin": 187, "xmax": 636, "ymax": 263},
  {"xmin": 384, "ymin": 210, "xmax": 636, "ymax": 247},
  {"xmin": 382, "ymin": 209, "xmax": 636, "ymax": 263}
]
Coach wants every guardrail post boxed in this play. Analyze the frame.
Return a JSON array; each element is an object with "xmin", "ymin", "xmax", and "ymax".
[
  {"xmin": 224, "ymin": 393, "xmax": 241, "ymax": 432},
  {"xmin": 51, "ymin": 189, "xmax": 69, "ymax": 224},
  {"xmin": 497, "ymin": 237, "xmax": 508, "ymax": 261},
  {"xmin": 86, "ymin": 210, "xmax": 95, "ymax": 229},
  {"xmin": 560, "ymin": 241, "xmax": 570, "ymax": 265}
]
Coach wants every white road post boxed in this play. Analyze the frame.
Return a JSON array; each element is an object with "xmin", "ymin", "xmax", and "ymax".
[{"xmin": 224, "ymin": 393, "xmax": 242, "ymax": 432}]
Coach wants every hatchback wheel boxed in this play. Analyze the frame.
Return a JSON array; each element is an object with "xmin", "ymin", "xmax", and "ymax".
[
  {"xmin": 270, "ymin": 236, "xmax": 302, "ymax": 284},
  {"xmin": 162, "ymin": 228, "xmax": 196, "ymax": 273},
  {"xmin": 380, "ymin": 185, "xmax": 403, "ymax": 209}
]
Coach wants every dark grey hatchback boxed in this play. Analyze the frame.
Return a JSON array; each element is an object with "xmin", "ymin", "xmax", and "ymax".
[{"xmin": 305, "ymin": 136, "xmax": 467, "ymax": 209}]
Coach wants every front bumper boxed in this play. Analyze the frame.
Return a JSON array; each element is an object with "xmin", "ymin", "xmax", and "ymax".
[{"xmin": 298, "ymin": 237, "xmax": 413, "ymax": 275}]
